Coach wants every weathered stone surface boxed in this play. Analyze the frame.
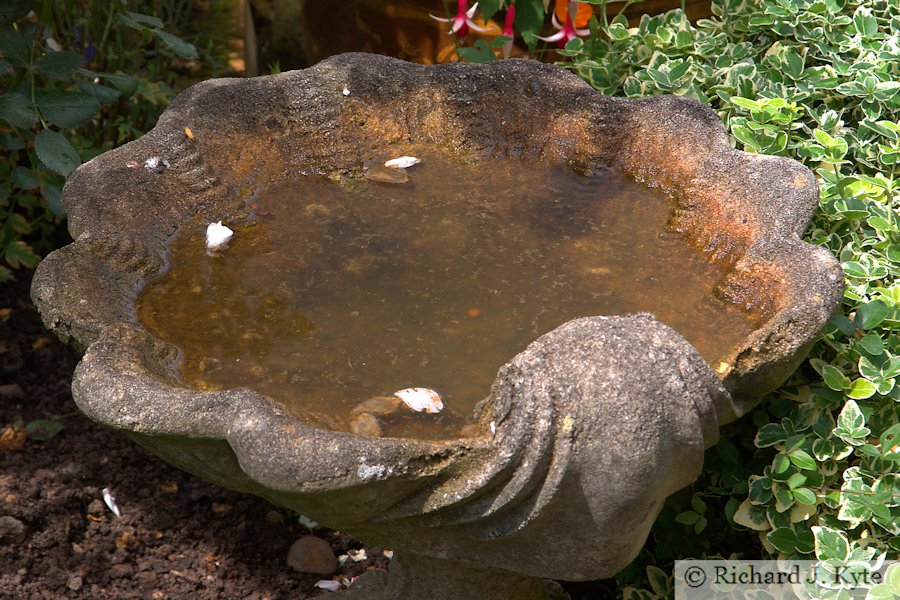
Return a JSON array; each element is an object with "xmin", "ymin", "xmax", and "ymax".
[{"xmin": 31, "ymin": 54, "xmax": 842, "ymax": 597}]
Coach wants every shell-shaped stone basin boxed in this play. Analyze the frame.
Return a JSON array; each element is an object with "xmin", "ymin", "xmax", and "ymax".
[{"xmin": 32, "ymin": 54, "xmax": 842, "ymax": 591}]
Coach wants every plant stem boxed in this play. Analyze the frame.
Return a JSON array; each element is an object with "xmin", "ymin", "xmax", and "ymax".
[{"xmin": 99, "ymin": 2, "xmax": 116, "ymax": 58}]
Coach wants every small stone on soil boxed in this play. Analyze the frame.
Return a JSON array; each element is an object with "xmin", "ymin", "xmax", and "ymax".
[
  {"xmin": 109, "ymin": 563, "xmax": 135, "ymax": 579},
  {"xmin": 66, "ymin": 574, "xmax": 83, "ymax": 591},
  {"xmin": 0, "ymin": 515, "xmax": 27, "ymax": 544},
  {"xmin": 86, "ymin": 499, "xmax": 105, "ymax": 515},
  {"xmin": 286, "ymin": 535, "xmax": 337, "ymax": 575}
]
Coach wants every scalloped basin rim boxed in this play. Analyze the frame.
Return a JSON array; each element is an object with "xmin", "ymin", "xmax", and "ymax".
[
  {"xmin": 31, "ymin": 54, "xmax": 843, "ymax": 585},
  {"xmin": 36, "ymin": 54, "xmax": 843, "ymax": 422}
]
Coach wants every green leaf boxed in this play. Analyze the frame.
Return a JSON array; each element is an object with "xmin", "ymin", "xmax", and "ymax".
[
  {"xmin": 115, "ymin": 13, "xmax": 144, "ymax": 30},
  {"xmin": 607, "ymin": 23, "xmax": 630, "ymax": 42},
  {"xmin": 36, "ymin": 90, "xmax": 100, "ymax": 129},
  {"xmin": 476, "ymin": 0, "xmax": 502, "ymax": 20},
  {"xmin": 756, "ymin": 422, "xmax": 787, "ymax": 447},
  {"xmin": 622, "ymin": 588, "xmax": 653, "ymax": 600},
  {"xmin": 153, "ymin": 30, "xmax": 198, "ymax": 60},
  {"xmin": 105, "ymin": 75, "xmax": 139, "ymax": 98},
  {"xmin": 855, "ymin": 300, "xmax": 889, "ymax": 329},
  {"xmin": 458, "ymin": 40, "xmax": 497, "ymax": 63},
  {"xmin": 793, "ymin": 487, "xmax": 817, "ymax": 505},
  {"xmin": 4, "ymin": 213, "xmax": 30, "ymax": 234},
  {"xmin": 25, "ymin": 419, "xmax": 64, "ymax": 441},
  {"xmin": 0, "ymin": 131, "xmax": 24, "ymax": 150},
  {"xmin": 126, "ymin": 11, "xmax": 165, "ymax": 29},
  {"xmin": 749, "ymin": 475, "xmax": 774, "ymax": 504},
  {"xmin": 852, "ymin": 6, "xmax": 878, "ymax": 39},
  {"xmin": 675, "ymin": 30, "xmax": 693, "ymax": 49},
  {"xmin": 795, "ymin": 529, "xmax": 815, "ymax": 554},
  {"xmin": 0, "ymin": 26, "xmax": 29, "ymax": 67},
  {"xmin": 74, "ymin": 80, "xmax": 121, "ymax": 104},
  {"xmin": 787, "ymin": 449, "xmax": 817, "ymax": 471},
  {"xmin": 12, "ymin": 165, "xmax": 37, "ymax": 189},
  {"xmin": 814, "ymin": 128, "xmax": 836, "ymax": 146},
  {"xmin": 767, "ymin": 527, "xmax": 799, "ymax": 553},
  {"xmin": 869, "ymin": 583, "xmax": 899, "ymax": 600},
  {"xmin": 732, "ymin": 498, "xmax": 769, "ymax": 530},
  {"xmin": 813, "ymin": 525, "xmax": 849, "ymax": 561},
  {"xmin": 773, "ymin": 452, "xmax": 791, "ymax": 474},
  {"xmin": 847, "ymin": 378, "xmax": 877, "ymax": 400},
  {"xmin": 35, "ymin": 51, "xmax": 84, "ymax": 80},
  {"xmin": 694, "ymin": 515, "xmax": 708, "ymax": 534},
  {"xmin": 41, "ymin": 180, "xmax": 63, "ymax": 216},
  {"xmin": 646, "ymin": 565, "xmax": 669, "ymax": 596},
  {"xmin": 34, "ymin": 129, "xmax": 81, "ymax": 177},
  {"xmin": 786, "ymin": 472, "xmax": 806, "ymax": 489},
  {"xmin": 732, "ymin": 124, "xmax": 762, "ymax": 152},
  {"xmin": 0, "ymin": 0, "xmax": 30, "ymax": 27},
  {"xmin": 0, "ymin": 92, "xmax": 37, "ymax": 128},
  {"xmin": 675, "ymin": 510, "xmax": 700, "ymax": 525},
  {"xmin": 837, "ymin": 399, "xmax": 866, "ymax": 430},
  {"xmin": 839, "ymin": 478, "xmax": 876, "ymax": 525},
  {"xmin": 823, "ymin": 365, "xmax": 850, "ymax": 391},
  {"xmin": 856, "ymin": 334, "xmax": 885, "ymax": 355},
  {"xmin": 690, "ymin": 495, "xmax": 707, "ymax": 514},
  {"xmin": 3, "ymin": 240, "xmax": 40, "ymax": 269},
  {"xmin": 513, "ymin": 0, "xmax": 544, "ymax": 39}
]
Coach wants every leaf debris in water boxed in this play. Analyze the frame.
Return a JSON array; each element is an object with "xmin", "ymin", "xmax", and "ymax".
[
  {"xmin": 393, "ymin": 388, "xmax": 443, "ymax": 413},
  {"xmin": 383, "ymin": 156, "xmax": 421, "ymax": 169},
  {"xmin": 206, "ymin": 221, "xmax": 234, "ymax": 252}
]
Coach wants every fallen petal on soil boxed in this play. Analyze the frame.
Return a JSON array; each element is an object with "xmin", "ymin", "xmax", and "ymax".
[
  {"xmin": 102, "ymin": 487, "xmax": 121, "ymax": 517},
  {"xmin": 314, "ymin": 580, "xmax": 342, "ymax": 592}
]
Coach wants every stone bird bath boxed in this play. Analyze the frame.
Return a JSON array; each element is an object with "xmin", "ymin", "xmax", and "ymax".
[{"xmin": 32, "ymin": 54, "xmax": 842, "ymax": 598}]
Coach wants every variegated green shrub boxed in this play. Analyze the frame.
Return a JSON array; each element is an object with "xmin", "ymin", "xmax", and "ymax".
[{"xmin": 553, "ymin": 0, "xmax": 898, "ymax": 595}]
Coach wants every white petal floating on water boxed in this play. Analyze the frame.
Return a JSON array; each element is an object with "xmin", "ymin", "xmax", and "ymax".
[
  {"xmin": 314, "ymin": 580, "xmax": 342, "ymax": 592},
  {"xmin": 206, "ymin": 221, "xmax": 234, "ymax": 252},
  {"xmin": 383, "ymin": 156, "xmax": 421, "ymax": 169},
  {"xmin": 393, "ymin": 387, "xmax": 443, "ymax": 413},
  {"xmin": 101, "ymin": 487, "xmax": 121, "ymax": 517}
]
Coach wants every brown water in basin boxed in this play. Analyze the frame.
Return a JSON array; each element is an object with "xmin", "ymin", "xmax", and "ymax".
[{"xmin": 137, "ymin": 154, "xmax": 764, "ymax": 439}]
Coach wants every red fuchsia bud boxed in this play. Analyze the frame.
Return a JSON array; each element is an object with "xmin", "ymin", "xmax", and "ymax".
[
  {"xmin": 503, "ymin": 2, "xmax": 516, "ymax": 36},
  {"xmin": 502, "ymin": 2, "xmax": 516, "ymax": 58},
  {"xmin": 455, "ymin": 0, "xmax": 470, "ymax": 38}
]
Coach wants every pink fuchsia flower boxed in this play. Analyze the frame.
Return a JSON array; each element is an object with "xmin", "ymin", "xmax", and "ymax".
[
  {"xmin": 430, "ymin": 0, "xmax": 492, "ymax": 39},
  {"xmin": 538, "ymin": 0, "xmax": 590, "ymax": 48},
  {"xmin": 501, "ymin": 3, "xmax": 516, "ymax": 58}
]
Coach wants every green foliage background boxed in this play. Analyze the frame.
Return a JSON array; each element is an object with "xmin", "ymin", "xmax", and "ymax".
[
  {"xmin": 543, "ymin": 0, "xmax": 899, "ymax": 596},
  {"xmin": 0, "ymin": 0, "xmax": 233, "ymax": 281}
]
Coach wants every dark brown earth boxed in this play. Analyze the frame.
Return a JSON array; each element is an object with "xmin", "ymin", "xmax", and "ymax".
[{"xmin": 0, "ymin": 269, "xmax": 613, "ymax": 599}]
